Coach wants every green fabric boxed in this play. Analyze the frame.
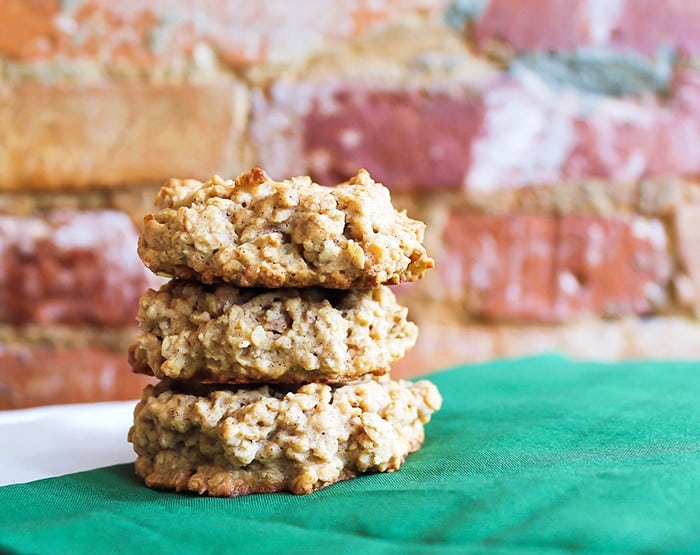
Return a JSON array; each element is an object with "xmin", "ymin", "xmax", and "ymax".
[{"xmin": 1, "ymin": 355, "xmax": 700, "ymax": 554}]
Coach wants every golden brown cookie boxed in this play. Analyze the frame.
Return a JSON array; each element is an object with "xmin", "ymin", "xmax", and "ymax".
[
  {"xmin": 129, "ymin": 377, "xmax": 442, "ymax": 497},
  {"xmin": 137, "ymin": 168, "xmax": 434, "ymax": 288},
  {"xmin": 130, "ymin": 280, "xmax": 417, "ymax": 384}
]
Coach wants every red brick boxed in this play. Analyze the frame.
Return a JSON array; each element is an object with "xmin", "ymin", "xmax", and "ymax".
[
  {"xmin": 253, "ymin": 81, "xmax": 481, "ymax": 191},
  {"xmin": 441, "ymin": 212, "xmax": 671, "ymax": 322},
  {"xmin": 0, "ymin": 344, "xmax": 152, "ymax": 409},
  {"xmin": 474, "ymin": 0, "xmax": 700, "ymax": 57},
  {"xmin": 255, "ymin": 78, "xmax": 570, "ymax": 192},
  {"xmin": 440, "ymin": 212, "xmax": 556, "ymax": 319},
  {"xmin": 563, "ymin": 94, "xmax": 700, "ymax": 183},
  {"xmin": 253, "ymin": 76, "xmax": 700, "ymax": 192},
  {"xmin": 611, "ymin": 0, "xmax": 700, "ymax": 57},
  {"xmin": 0, "ymin": 0, "xmax": 446, "ymax": 69},
  {"xmin": 554, "ymin": 216, "xmax": 670, "ymax": 316},
  {"xmin": 0, "ymin": 210, "xmax": 160, "ymax": 326},
  {"xmin": 469, "ymin": 77, "xmax": 700, "ymax": 190},
  {"xmin": 474, "ymin": 0, "xmax": 597, "ymax": 53},
  {"xmin": 304, "ymin": 87, "xmax": 482, "ymax": 191}
]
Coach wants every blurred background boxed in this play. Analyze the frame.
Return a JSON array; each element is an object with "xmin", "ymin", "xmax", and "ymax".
[{"xmin": 1, "ymin": 0, "xmax": 699, "ymax": 409}]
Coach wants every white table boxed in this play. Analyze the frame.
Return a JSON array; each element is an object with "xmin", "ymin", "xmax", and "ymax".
[{"xmin": 0, "ymin": 401, "xmax": 137, "ymax": 487}]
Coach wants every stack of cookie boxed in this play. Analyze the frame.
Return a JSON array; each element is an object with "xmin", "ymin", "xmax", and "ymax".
[{"xmin": 127, "ymin": 168, "xmax": 442, "ymax": 497}]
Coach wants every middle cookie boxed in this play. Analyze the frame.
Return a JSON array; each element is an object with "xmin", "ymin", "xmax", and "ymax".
[{"xmin": 130, "ymin": 280, "xmax": 417, "ymax": 384}]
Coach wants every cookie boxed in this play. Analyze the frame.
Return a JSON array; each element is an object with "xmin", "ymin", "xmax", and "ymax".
[
  {"xmin": 129, "ymin": 376, "xmax": 442, "ymax": 497},
  {"xmin": 129, "ymin": 280, "xmax": 417, "ymax": 384},
  {"xmin": 137, "ymin": 168, "xmax": 434, "ymax": 288}
]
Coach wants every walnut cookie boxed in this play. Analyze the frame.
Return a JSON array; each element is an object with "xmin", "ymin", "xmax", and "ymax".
[
  {"xmin": 129, "ymin": 377, "xmax": 443, "ymax": 497},
  {"xmin": 129, "ymin": 280, "xmax": 417, "ymax": 384},
  {"xmin": 137, "ymin": 168, "xmax": 434, "ymax": 288}
]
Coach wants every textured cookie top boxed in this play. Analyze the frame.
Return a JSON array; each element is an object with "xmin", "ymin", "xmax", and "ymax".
[
  {"xmin": 129, "ymin": 376, "xmax": 442, "ymax": 497},
  {"xmin": 130, "ymin": 280, "xmax": 417, "ymax": 384},
  {"xmin": 138, "ymin": 168, "xmax": 434, "ymax": 288}
]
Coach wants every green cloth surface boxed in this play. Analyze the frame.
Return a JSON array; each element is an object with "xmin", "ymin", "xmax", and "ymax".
[{"xmin": 1, "ymin": 355, "xmax": 700, "ymax": 554}]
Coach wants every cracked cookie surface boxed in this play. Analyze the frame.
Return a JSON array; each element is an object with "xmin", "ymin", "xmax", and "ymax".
[
  {"xmin": 129, "ymin": 377, "xmax": 442, "ymax": 497},
  {"xmin": 130, "ymin": 280, "xmax": 417, "ymax": 383},
  {"xmin": 137, "ymin": 168, "xmax": 434, "ymax": 288}
]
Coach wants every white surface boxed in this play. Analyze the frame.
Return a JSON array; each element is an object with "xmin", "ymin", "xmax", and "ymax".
[{"xmin": 0, "ymin": 401, "xmax": 137, "ymax": 487}]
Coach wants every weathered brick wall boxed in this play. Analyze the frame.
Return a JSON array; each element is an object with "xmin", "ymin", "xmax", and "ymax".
[
  {"xmin": 0, "ymin": 1, "xmax": 444, "ymax": 71},
  {"xmin": 1, "ymin": 0, "xmax": 699, "ymax": 406},
  {"xmin": 470, "ymin": 0, "xmax": 700, "ymax": 58},
  {"xmin": 392, "ymin": 179, "xmax": 700, "ymax": 370}
]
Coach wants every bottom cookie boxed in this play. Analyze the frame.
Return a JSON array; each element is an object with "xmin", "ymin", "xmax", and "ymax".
[{"xmin": 129, "ymin": 376, "xmax": 442, "ymax": 497}]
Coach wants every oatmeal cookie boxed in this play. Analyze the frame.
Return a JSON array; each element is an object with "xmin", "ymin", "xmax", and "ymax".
[
  {"xmin": 129, "ymin": 280, "xmax": 417, "ymax": 383},
  {"xmin": 129, "ymin": 376, "xmax": 442, "ymax": 497},
  {"xmin": 137, "ymin": 168, "xmax": 434, "ymax": 288}
]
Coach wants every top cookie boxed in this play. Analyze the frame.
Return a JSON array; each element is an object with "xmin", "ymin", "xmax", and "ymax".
[{"xmin": 138, "ymin": 168, "xmax": 434, "ymax": 288}]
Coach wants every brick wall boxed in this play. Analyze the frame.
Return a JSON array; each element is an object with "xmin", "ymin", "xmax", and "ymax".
[{"xmin": 1, "ymin": 0, "xmax": 699, "ymax": 406}]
